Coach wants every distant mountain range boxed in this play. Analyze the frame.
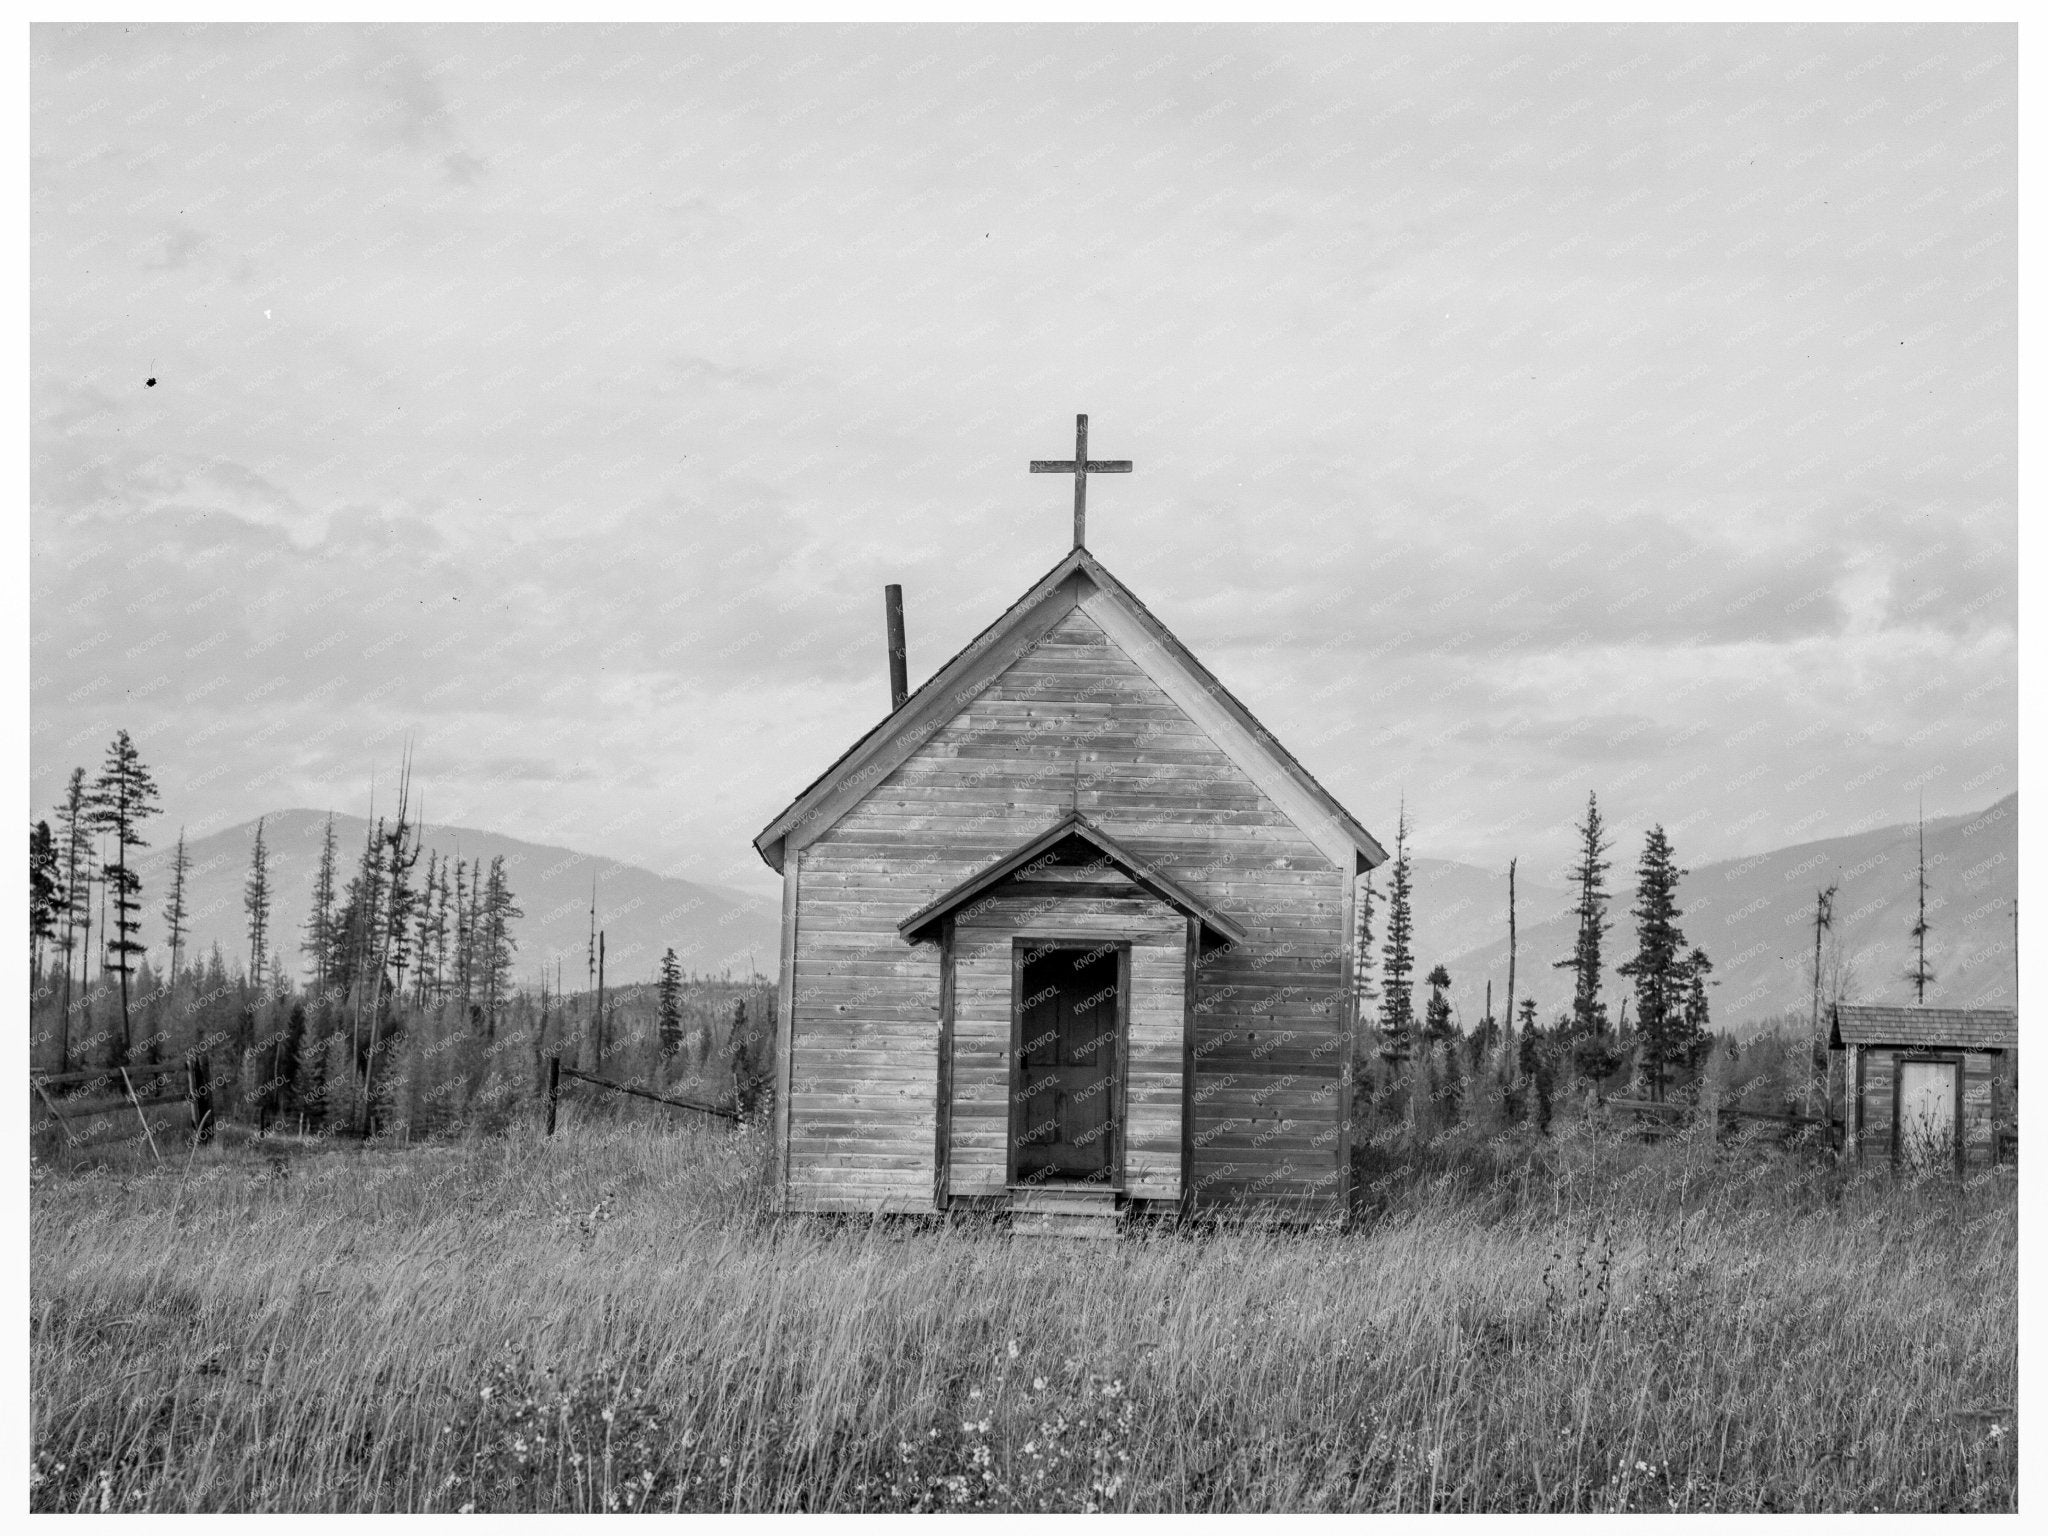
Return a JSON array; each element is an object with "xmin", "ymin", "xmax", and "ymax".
[
  {"xmin": 128, "ymin": 795, "xmax": 2016, "ymax": 1031},
  {"xmin": 1418, "ymin": 793, "xmax": 2017, "ymax": 1034},
  {"xmin": 133, "ymin": 809, "xmax": 781, "ymax": 989}
]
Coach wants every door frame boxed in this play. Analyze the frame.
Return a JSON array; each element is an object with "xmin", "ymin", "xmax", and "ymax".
[
  {"xmin": 1006, "ymin": 935, "xmax": 1132, "ymax": 1191},
  {"xmin": 1890, "ymin": 1051, "xmax": 1965, "ymax": 1173}
]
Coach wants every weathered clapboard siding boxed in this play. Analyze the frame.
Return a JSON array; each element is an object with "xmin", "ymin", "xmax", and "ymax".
[
  {"xmin": 1852, "ymin": 1049, "xmax": 2007, "ymax": 1168},
  {"xmin": 783, "ymin": 600, "xmax": 1352, "ymax": 1215}
]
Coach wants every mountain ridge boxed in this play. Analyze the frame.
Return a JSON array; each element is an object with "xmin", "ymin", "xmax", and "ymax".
[{"xmin": 118, "ymin": 796, "xmax": 2016, "ymax": 1031}]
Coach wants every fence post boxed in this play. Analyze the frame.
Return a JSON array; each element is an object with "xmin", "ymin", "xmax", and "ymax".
[
  {"xmin": 187, "ymin": 1054, "xmax": 214, "ymax": 1146},
  {"xmin": 546, "ymin": 1054, "xmax": 560, "ymax": 1137},
  {"xmin": 120, "ymin": 1067, "xmax": 163, "ymax": 1163}
]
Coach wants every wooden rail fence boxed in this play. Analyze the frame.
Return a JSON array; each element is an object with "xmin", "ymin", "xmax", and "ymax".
[
  {"xmin": 31, "ymin": 1055, "xmax": 215, "ymax": 1153},
  {"xmin": 1604, "ymin": 1095, "xmax": 1838, "ymax": 1139},
  {"xmin": 544, "ymin": 1055, "xmax": 738, "ymax": 1135}
]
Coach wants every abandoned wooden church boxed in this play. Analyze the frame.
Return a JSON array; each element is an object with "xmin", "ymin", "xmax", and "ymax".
[{"xmin": 754, "ymin": 418, "xmax": 1386, "ymax": 1231}]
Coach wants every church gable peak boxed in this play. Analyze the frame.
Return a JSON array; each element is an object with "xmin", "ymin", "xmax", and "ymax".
[{"xmin": 753, "ymin": 545, "xmax": 1383, "ymax": 875}]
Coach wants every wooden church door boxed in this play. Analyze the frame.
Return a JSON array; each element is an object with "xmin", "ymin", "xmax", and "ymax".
[{"xmin": 1010, "ymin": 942, "xmax": 1124, "ymax": 1185}]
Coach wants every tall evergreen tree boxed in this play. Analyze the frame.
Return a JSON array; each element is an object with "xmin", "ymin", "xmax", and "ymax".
[
  {"xmin": 479, "ymin": 856, "xmax": 522, "ymax": 1036},
  {"xmin": 330, "ymin": 818, "xmax": 386, "ymax": 1007},
  {"xmin": 452, "ymin": 856, "xmax": 472, "ymax": 1010},
  {"xmin": 1503, "ymin": 856, "xmax": 1519, "ymax": 1051},
  {"xmin": 303, "ymin": 813, "xmax": 339, "ymax": 994},
  {"xmin": 1616, "ymin": 825, "xmax": 1694, "ymax": 1100},
  {"xmin": 86, "ymin": 730, "xmax": 162, "ymax": 1060},
  {"xmin": 1353, "ymin": 870, "xmax": 1377, "ymax": 1025},
  {"xmin": 244, "ymin": 817, "xmax": 272, "ymax": 992},
  {"xmin": 362, "ymin": 765, "xmax": 422, "ymax": 1135},
  {"xmin": 376, "ymin": 790, "xmax": 422, "ymax": 1013},
  {"xmin": 30, "ymin": 820, "xmax": 61, "ymax": 976},
  {"xmin": 1554, "ymin": 791, "xmax": 1614, "ymax": 1049},
  {"xmin": 431, "ymin": 854, "xmax": 454, "ymax": 1006},
  {"xmin": 1905, "ymin": 807, "xmax": 1934, "ymax": 1003},
  {"xmin": 51, "ymin": 767, "xmax": 95, "ymax": 1071},
  {"xmin": 412, "ymin": 850, "xmax": 441, "ymax": 1008},
  {"xmin": 657, "ymin": 946, "xmax": 684, "ymax": 1059},
  {"xmin": 1377, "ymin": 808, "xmax": 1416, "ymax": 1066},
  {"xmin": 161, "ymin": 827, "xmax": 190, "ymax": 984},
  {"xmin": 1679, "ymin": 947, "xmax": 1714, "ymax": 1066},
  {"xmin": 1422, "ymin": 962, "xmax": 1456, "ymax": 1045}
]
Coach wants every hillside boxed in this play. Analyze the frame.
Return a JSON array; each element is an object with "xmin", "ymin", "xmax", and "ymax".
[
  {"xmin": 1422, "ymin": 794, "xmax": 2017, "ymax": 1033},
  {"xmin": 127, "ymin": 795, "xmax": 2016, "ymax": 1032},
  {"xmin": 134, "ymin": 810, "xmax": 781, "ymax": 989}
]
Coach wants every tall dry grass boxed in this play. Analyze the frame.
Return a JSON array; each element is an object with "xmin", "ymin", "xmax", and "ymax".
[{"xmin": 29, "ymin": 1115, "xmax": 2015, "ymax": 1512}]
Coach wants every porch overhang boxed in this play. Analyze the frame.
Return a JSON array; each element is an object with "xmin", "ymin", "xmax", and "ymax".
[{"xmin": 897, "ymin": 812, "xmax": 1248, "ymax": 949}]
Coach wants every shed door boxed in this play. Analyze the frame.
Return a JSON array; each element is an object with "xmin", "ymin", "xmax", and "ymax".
[
  {"xmin": 1896, "ymin": 1059, "xmax": 1958, "ymax": 1167},
  {"xmin": 1012, "ymin": 945, "xmax": 1120, "ymax": 1183}
]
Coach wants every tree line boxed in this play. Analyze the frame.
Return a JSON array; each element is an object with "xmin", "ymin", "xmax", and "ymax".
[
  {"xmin": 29, "ymin": 733, "xmax": 775, "ymax": 1145},
  {"xmin": 1353, "ymin": 792, "xmax": 1718, "ymax": 1142}
]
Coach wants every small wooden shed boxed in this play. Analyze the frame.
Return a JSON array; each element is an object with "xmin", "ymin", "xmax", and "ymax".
[
  {"xmin": 753, "ymin": 543, "xmax": 1386, "ymax": 1226},
  {"xmin": 1830, "ymin": 1004, "xmax": 2018, "ymax": 1170}
]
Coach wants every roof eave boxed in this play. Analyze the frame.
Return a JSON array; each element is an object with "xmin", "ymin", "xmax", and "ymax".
[{"xmin": 896, "ymin": 812, "xmax": 1249, "ymax": 949}]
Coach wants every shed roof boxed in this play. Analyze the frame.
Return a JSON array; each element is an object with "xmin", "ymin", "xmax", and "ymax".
[
  {"xmin": 896, "ymin": 812, "xmax": 1248, "ymax": 948},
  {"xmin": 1829, "ymin": 1004, "xmax": 2017, "ymax": 1050},
  {"xmin": 751, "ymin": 544, "xmax": 1386, "ymax": 876}
]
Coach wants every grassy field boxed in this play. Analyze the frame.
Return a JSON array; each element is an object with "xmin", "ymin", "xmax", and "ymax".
[{"xmin": 30, "ymin": 1114, "xmax": 2016, "ymax": 1512}]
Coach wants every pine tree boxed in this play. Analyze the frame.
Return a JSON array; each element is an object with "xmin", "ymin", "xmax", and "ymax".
[
  {"xmin": 412, "ymin": 851, "xmax": 441, "ymax": 1008},
  {"xmin": 479, "ymin": 856, "xmax": 522, "ymax": 1037},
  {"xmin": 1423, "ymin": 963, "xmax": 1455, "ymax": 1045},
  {"xmin": 1554, "ymin": 791, "xmax": 1616, "ymax": 1082},
  {"xmin": 1679, "ymin": 947, "xmax": 1714, "ymax": 1068},
  {"xmin": 30, "ymin": 820, "xmax": 61, "ymax": 976},
  {"xmin": 303, "ymin": 813, "xmax": 338, "ymax": 994},
  {"xmin": 1905, "ymin": 807, "xmax": 1934, "ymax": 1003},
  {"xmin": 1353, "ymin": 870, "xmax": 1377, "ymax": 1024},
  {"xmin": 376, "ymin": 775, "xmax": 422, "ymax": 1015},
  {"xmin": 431, "ymin": 856, "xmax": 454, "ymax": 1007},
  {"xmin": 1377, "ymin": 808, "xmax": 1416, "ymax": 1066},
  {"xmin": 1503, "ymin": 856, "xmax": 1518, "ymax": 1050},
  {"xmin": 330, "ymin": 819, "xmax": 386, "ymax": 1007},
  {"xmin": 452, "ymin": 857, "xmax": 472, "ymax": 1012},
  {"xmin": 244, "ymin": 817, "xmax": 272, "ymax": 992},
  {"xmin": 1616, "ymin": 825, "xmax": 1692, "ymax": 1101},
  {"xmin": 86, "ymin": 730, "xmax": 163, "ymax": 1061},
  {"xmin": 657, "ymin": 947, "xmax": 684, "ymax": 1059},
  {"xmin": 51, "ymin": 767, "xmax": 96, "ymax": 1072},
  {"xmin": 161, "ymin": 827, "xmax": 190, "ymax": 985},
  {"xmin": 361, "ymin": 764, "xmax": 422, "ymax": 1136}
]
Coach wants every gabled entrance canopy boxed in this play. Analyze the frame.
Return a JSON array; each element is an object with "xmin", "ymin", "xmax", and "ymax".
[{"xmin": 896, "ymin": 811, "xmax": 1248, "ymax": 949}]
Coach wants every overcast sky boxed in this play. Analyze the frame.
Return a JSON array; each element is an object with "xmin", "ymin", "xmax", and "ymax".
[{"xmin": 29, "ymin": 22, "xmax": 2016, "ymax": 899}]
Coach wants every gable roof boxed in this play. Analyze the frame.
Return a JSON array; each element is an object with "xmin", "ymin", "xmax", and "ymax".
[
  {"xmin": 752, "ymin": 544, "xmax": 1386, "ymax": 875},
  {"xmin": 896, "ymin": 811, "xmax": 1249, "ymax": 948},
  {"xmin": 1829, "ymin": 1004, "xmax": 2017, "ymax": 1051}
]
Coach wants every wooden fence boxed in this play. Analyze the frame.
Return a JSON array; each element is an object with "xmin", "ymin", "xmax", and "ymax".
[
  {"xmin": 1604, "ymin": 1095, "xmax": 1838, "ymax": 1141},
  {"xmin": 543, "ymin": 1055, "xmax": 738, "ymax": 1135},
  {"xmin": 31, "ymin": 1056, "xmax": 215, "ymax": 1157}
]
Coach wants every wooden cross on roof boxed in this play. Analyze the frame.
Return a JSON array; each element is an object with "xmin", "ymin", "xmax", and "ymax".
[{"xmin": 1031, "ymin": 413, "xmax": 1131, "ymax": 549}]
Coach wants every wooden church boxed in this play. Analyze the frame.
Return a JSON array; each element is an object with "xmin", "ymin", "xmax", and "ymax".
[{"xmin": 754, "ymin": 418, "xmax": 1386, "ymax": 1232}]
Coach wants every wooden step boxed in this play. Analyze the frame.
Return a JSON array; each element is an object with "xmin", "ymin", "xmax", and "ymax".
[
  {"xmin": 1010, "ymin": 1211, "xmax": 1123, "ymax": 1240},
  {"xmin": 1008, "ymin": 1184, "xmax": 1123, "ymax": 1239},
  {"xmin": 1008, "ymin": 1184, "xmax": 1119, "ymax": 1214}
]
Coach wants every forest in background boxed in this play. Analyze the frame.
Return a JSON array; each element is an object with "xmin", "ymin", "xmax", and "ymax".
[
  {"xmin": 29, "ymin": 732, "xmax": 776, "ymax": 1148},
  {"xmin": 28, "ymin": 732, "xmax": 2009, "ymax": 1155}
]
